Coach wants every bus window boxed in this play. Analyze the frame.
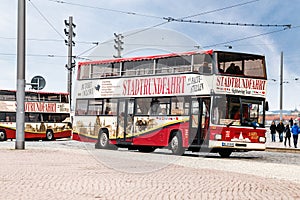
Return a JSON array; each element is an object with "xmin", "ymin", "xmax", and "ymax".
[
  {"xmin": 79, "ymin": 64, "xmax": 91, "ymax": 79},
  {"xmin": 123, "ymin": 60, "xmax": 154, "ymax": 76},
  {"xmin": 241, "ymin": 100, "xmax": 263, "ymax": 127},
  {"xmin": 171, "ymin": 97, "xmax": 185, "ymax": 115},
  {"xmin": 193, "ymin": 54, "xmax": 212, "ymax": 73},
  {"xmin": 135, "ymin": 98, "xmax": 151, "ymax": 115},
  {"xmin": 75, "ymin": 99, "xmax": 88, "ymax": 115},
  {"xmin": 216, "ymin": 52, "xmax": 266, "ymax": 78},
  {"xmin": 91, "ymin": 63, "xmax": 119, "ymax": 78},
  {"xmin": 149, "ymin": 98, "xmax": 161, "ymax": 115},
  {"xmin": 61, "ymin": 94, "xmax": 69, "ymax": 103},
  {"xmin": 25, "ymin": 113, "xmax": 39, "ymax": 122},
  {"xmin": 157, "ymin": 55, "xmax": 192, "ymax": 74},
  {"xmin": 87, "ymin": 99, "xmax": 103, "ymax": 115}
]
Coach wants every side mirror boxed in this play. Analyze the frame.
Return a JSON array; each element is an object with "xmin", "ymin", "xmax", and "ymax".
[{"xmin": 265, "ymin": 101, "xmax": 269, "ymax": 111}]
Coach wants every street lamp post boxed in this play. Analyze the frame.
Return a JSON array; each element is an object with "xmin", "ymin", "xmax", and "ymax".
[
  {"xmin": 279, "ymin": 51, "xmax": 283, "ymax": 121},
  {"xmin": 16, "ymin": 0, "xmax": 26, "ymax": 149}
]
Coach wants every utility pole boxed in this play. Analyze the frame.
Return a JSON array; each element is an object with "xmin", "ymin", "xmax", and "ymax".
[
  {"xmin": 16, "ymin": 0, "xmax": 26, "ymax": 150},
  {"xmin": 279, "ymin": 51, "xmax": 283, "ymax": 121},
  {"xmin": 113, "ymin": 33, "xmax": 124, "ymax": 58},
  {"xmin": 64, "ymin": 16, "xmax": 76, "ymax": 108}
]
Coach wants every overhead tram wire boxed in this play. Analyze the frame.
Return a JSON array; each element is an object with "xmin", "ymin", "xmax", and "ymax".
[
  {"xmin": 28, "ymin": 0, "xmax": 66, "ymax": 40},
  {"xmin": 202, "ymin": 28, "xmax": 290, "ymax": 49},
  {"xmin": 46, "ymin": 0, "xmax": 163, "ymax": 20},
  {"xmin": 70, "ymin": 0, "xmax": 263, "ymax": 58},
  {"xmin": 25, "ymin": 0, "xmax": 293, "ymax": 59},
  {"xmin": 40, "ymin": 0, "xmax": 265, "ymax": 57},
  {"xmin": 45, "ymin": 0, "xmax": 261, "ymax": 40},
  {"xmin": 163, "ymin": 17, "xmax": 291, "ymax": 29}
]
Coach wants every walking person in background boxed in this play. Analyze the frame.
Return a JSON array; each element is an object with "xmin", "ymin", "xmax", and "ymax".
[
  {"xmin": 291, "ymin": 122, "xmax": 300, "ymax": 148},
  {"xmin": 270, "ymin": 121, "xmax": 277, "ymax": 142},
  {"xmin": 289, "ymin": 118, "xmax": 294, "ymax": 127},
  {"xmin": 284, "ymin": 124, "xmax": 291, "ymax": 147},
  {"xmin": 276, "ymin": 120, "xmax": 285, "ymax": 142}
]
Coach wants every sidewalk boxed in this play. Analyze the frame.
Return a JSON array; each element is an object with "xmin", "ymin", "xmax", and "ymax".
[{"xmin": 265, "ymin": 133, "xmax": 300, "ymax": 153}]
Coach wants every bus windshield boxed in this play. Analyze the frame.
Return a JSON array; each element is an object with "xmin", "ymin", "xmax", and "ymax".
[{"xmin": 212, "ymin": 95, "xmax": 265, "ymax": 127}]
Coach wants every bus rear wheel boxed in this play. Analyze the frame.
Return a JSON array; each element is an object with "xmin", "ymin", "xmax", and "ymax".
[
  {"xmin": 0, "ymin": 130, "xmax": 6, "ymax": 141},
  {"xmin": 46, "ymin": 130, "xmax": 54, "ymax": 141},
  {"xmin": 169, "ymin": 132, "xmax": 185, "ymax": 155}
]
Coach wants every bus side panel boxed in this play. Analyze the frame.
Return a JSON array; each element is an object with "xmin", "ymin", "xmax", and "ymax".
[
  {"xmin": 53, "ymin": 130, "xmax": 72, "ymax": 139},
  {"xmin": 132, "ymin": 121, "xmax": 190, "ymax": 147},
  {"xmin": 1, "ymin": 127, "xmax": 16, "ymax": 139}
]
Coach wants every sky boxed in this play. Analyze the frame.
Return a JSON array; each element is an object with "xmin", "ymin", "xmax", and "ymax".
[{"xmin": 1, "ymin": 0, "xmax": 300, "ymax": 111}]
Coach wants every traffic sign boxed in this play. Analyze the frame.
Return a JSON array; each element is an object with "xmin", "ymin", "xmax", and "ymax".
[{"xmin": 31, "ymin": 76, "xmax": 46, "ymax": 90}]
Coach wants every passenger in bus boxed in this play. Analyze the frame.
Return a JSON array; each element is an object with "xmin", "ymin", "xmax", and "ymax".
[
  {"xmin": 218, "ymin": 67, "xmax": 224, "ymax": 73},
  {"xmin": 225, "ymin": 63, "xmax": 236, "ymax": 74},
  {"xmin": 226, "ymin": 63, "xmax": 243, "ymax": 75},
  {"xmin": 230, "ymin": 106, "xmax": 240, "ymax": 120},
  {"xmin": 198, "ymin": 62, "xmax": 211, "ymax": 73},
  {"xmin": 148, "ymin": 99, "xmax": 161, "ymax": 115},
  {"xmin": 105, "ymin": 106, "xmax": 112, "ymax": 115},
  {"xmin": 159, "ymin": 108, "xmax": 167, "ymax": 115},
  {"xmin": 118, "ymin": 112, "xmax": 125, "ymax": 127}
]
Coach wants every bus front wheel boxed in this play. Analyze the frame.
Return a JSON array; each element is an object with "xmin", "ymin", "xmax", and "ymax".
[
  {"xmin": 219, "ymin": 149, "xmax": 232, "ymax": 158},
  {"xmin": 169, "ymin": 132, "xmax": 185, "ymax": 155},
  {"xmin": 96, "ymin": 130, "xmax": 109, "ymax": 149},
  {"xmin": 0, "ymin": 130, "xmax": 6, "ymax": 141}
]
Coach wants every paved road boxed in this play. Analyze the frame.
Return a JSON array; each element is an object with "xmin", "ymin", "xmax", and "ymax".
[{"xmin": 1, "ymin": 140, "xmax": 300, "ymax": 200}]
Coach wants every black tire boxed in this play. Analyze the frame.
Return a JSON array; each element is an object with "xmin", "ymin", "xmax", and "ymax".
[
  {"xmin": 0, "ymin": 130, "xmax": 7, "ymax": 141},
  {"xmin": 219, "ymin": 149, "xmax": 232, "ymax": 158},
  {"xmin": 46, "ymin": 130, "xmax": 54, "ymax": 141},
  {"xmin": 137, "ymin": 146, "xmax": 156, "ymax": 153},
  {"xmin": 96, "ymin": 130, "xmax": 109, "ymax": 149},
  {"xmin": 169, "ymin": 132, "xmax": 185, "ymax": 155}
]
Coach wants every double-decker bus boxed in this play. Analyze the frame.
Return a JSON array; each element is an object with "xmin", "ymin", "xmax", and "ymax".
[
  {"xmin": 73, "ymin": 49, "xmax": 268, "ymax": 157},
  {"xmin": 0, "ymin": 89, "xmax": 72, "ymax": 141}
]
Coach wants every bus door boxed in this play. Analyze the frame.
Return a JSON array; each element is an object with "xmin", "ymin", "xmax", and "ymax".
[
  {"xmin": 190, "ymin": 97, "xmax": 210, "ymax": 146},
  {"xmin": 116, "ymin": 99, "xmax": 134, "ymax": 143}
]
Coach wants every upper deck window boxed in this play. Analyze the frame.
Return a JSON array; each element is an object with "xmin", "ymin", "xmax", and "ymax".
[
  {"xmin": 92, "ymin": 63, "xmax": 120, "ymax": 78},
  {"xmin": 156, "ymin": 55, "xmax": 192, "ymax": 74},
  {"xmin": 217, "ymin": 52, "xmax": 266, "ymax": 78},
  {"xmin": 193, "ymin": 54, "xmax": 213, "ymax": 74},
  {"xmin": 79, "ymin": 64, "xmax": 91, "ymax": 79},
  {"xmin": 123, "ymin": 60, "xmax": 154, "ymax": 76},
  {"xmin": 0, "ymin": 90, "xmax": 16, "ymax": 101}
]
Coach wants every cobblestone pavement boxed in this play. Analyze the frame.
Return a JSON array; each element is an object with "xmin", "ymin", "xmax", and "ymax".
[{"xmin": 1, "ymin": 140, "xmax": 300, "ymax": 200}]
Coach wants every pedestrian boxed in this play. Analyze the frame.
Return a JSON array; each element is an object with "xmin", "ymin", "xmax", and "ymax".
[
  {"xmin": 276, "ymin": 120, "xmax": 285, "ymax": 142},
  {"xmin": 291, "ymin": 122, "xmax": 300, "ymax": 148},
  {"xmin": 284, "ymin": 124, "xmax": 291, "ymax": 147},
  {"xmin": 270, "ymin": 121, "xmax": 277, "ymax": 142},
  {"xmin": 289, "ymin": 118, "xmax": 294, "ymax": 127}
]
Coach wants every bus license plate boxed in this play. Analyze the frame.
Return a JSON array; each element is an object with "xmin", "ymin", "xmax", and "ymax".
[{"xmin": 222, "ymin": 142, "xmax": 234, "ymax": 147}]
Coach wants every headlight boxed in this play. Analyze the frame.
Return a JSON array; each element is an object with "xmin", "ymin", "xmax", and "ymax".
[
  {"xmin": 259, "ymin": 137, "xmax": 266, "ymax": 143},
  {"xmin": 215, "ymin": 134, "xmax": 222, "ymax": 140}
]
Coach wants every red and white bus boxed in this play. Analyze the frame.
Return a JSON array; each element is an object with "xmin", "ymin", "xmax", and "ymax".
[
  {"xmin": 0, "ymin": 89, "xmax": 72, "ymax": 141},
  {"xmin": 73, "ymin": 50, "xmax": 268, "ymax": 157}
]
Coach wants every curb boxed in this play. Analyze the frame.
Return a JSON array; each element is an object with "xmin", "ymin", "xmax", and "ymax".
[{"xmin": 266, "ymin": 147, "xmax": 300, "ymax": 153}]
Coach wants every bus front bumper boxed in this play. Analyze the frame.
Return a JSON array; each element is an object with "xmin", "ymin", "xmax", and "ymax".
[{"xmin": 209, "ymin": 140, "xmax": 266, "ymax": 151}]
